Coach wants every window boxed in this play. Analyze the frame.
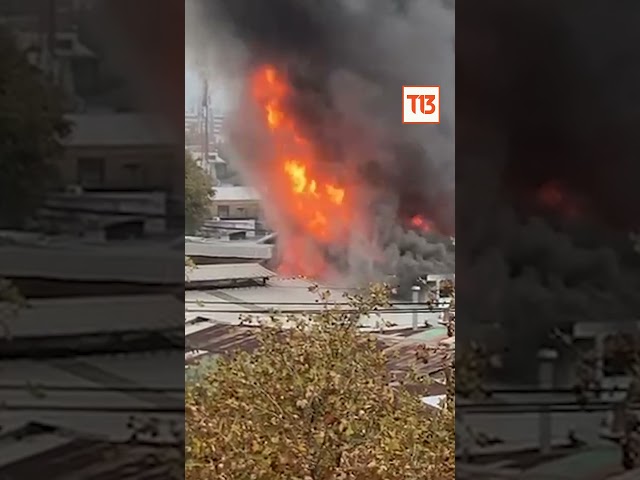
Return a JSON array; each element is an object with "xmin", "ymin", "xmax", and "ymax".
[
  {"xmin": 215, "ymin": 162, "xmax": 228, "ymax": 178},
  {"xmin": 123, "ymin": 163, "xmax": 143, "ymax": 185},
  {"xmin": 237, "ymin": 207, "xmax": 246, "ymax": 218},
  {"xmin": 77, "ymin": 157, "xmax": 105, "ymax": 188},
  {"xmin": 217, "ymin": 205, "xmax": 230, "ymax": 218}
]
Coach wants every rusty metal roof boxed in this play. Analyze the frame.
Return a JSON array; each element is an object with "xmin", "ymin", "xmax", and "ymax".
[
  {"xmin": 185, "ymin": 321, "xmax": 451, "ymax": 395},
  {"xmin": 185, "ymin": 322, "xmax": 259, "ymax": 364},
  {"xmin": 0, "ymin": 423, "xmax": 181, "ymax": 480}
]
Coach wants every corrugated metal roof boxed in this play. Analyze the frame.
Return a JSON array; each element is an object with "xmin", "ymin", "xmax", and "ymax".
[
  {"xmin": 186, "ymin": 320, "xmax": 450, "ymax": 395},
  {"xmin": 185, "ymin": 277, "xmax": 446, "ymax": 330},
  {"xmin": 0, "ymin": 351, "xmax": 183, "ymax": 478},
  {"xmin": 0, "ymin": 422, "xmax": 73, "ymax": 467},
  {"xmin": 0, "ymin": 245, "xmax": 183, "ymax": 284},
  {"xmin": 185, "ymin": 240, "xmax": 273, "ymax": 260},
  {"xmin": 65, "ymin": 114, "xmax": 178, "ymax": 147},
  {"xmin": 384, "ymin": 338, "xmax": 451, "ymax": 378},
  {"xmin": 186, "ymin": 322, "xmax": 259, "ymax": 363},
  {"xmin": 0, "ymin": 431, "xmax": 181, "ymax": 479},
  {"xmin": 185, "ymin": 263, "xmax": 276, "ymax": 285},
  {"xmin": 4, "ymin": 295, "xmax": 182, "ymax": 338}
]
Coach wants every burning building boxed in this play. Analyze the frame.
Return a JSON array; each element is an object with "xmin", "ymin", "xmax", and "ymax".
[{"xmin": 185, "ymin": 0, "xmax": 455, "ymax": 292}]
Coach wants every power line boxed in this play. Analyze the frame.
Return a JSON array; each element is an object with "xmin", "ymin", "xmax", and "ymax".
[
  {"xmin": 460, "ymin": 400, "xmax": 632, "ymax": 408},
  {"xmin": 0, "ymin": 385, "xmax": 626, "ymax": 396},
  {"xmin": 458, "ymin": 404, "xmax": 629, "ymax": 414},
  {"xmin": 476, "ymin": 387, "xmax": 631, "ymax": 395},
  {"xmin": 458, "ymin": 400, "xmax": 640, "ymax": 414},
  {"xmin": 0, "ymin": 405, "xmax": 184, "ymax": 413},
  {"xmin": 0, "ymin": 384, "xmax": 184, "ymax": 393},
  {"xmin": 185, "ymin": 308, "xmax": 448, "ymax": 315},
  {"xmin": 185, "ymin": 300, "xmax": 450, "ymax": 307}
]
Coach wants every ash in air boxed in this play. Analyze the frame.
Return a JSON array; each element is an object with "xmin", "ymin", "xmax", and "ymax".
[{"xmin": 186, "ymin": 0, "xmax": 455, "ymax": 286}]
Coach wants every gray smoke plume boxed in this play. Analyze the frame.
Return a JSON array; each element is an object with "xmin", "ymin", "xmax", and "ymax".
[
  {"xmin": 457, "ymin": 0, "xmax": 640, "ymax": 377},
  {"xmin": 186, "ymin": 0, "xmax": 455, "ymax": 287}
]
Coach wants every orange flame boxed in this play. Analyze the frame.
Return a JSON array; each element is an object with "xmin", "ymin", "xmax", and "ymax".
[
  {"xmin": 251, "ymin": 65, "xmax": 353, "ymax": 277},
  {"xmin": 410, "ymin": 214, "xmax": 434, "ymax": 233}
]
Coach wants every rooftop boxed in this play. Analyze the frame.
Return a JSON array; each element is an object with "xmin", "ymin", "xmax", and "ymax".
[
  {"xmin": 186, "ymin": 238, "xmax": 273, "ymax": 260},
  {"xmin": 185, "ymin": 276, "xmax": 447, "ymax": 334},
  {"xmin": 213, "ymin": 186, "xmax": 261, "ymax": 202},
  {"xmin": 185, "ymin": 263, "xmax": 276, "ymax": 288},
  {"xmin": 0, "ymin": 432, "xmax": 181, "ymax": 480},
  {"xmin": 0, "ymin": 348, "xmax": 183, "ymax": 471},
  {"xmin": 3, "ymin": 294, "xmax": 182, "ymax": 339},
  {"xmin": 186, "ymin": 320, "xmax": 450, "ymax": 394},
  {"xmin": 0, "ymin": 244, "xmax": 183, "ymax": 284}
]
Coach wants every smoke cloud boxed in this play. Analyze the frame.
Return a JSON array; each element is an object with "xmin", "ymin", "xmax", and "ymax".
[
  {"xmin": 457, "ymin": 0, "xmax": 640, "ymax": 375},
  {"xmin": 185, "ymin": 0, "xmax": 455, "ymax": 287}
]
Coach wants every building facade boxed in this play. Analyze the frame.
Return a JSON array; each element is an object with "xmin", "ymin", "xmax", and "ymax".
[
  {"xmin": 41, "ymin": 113, "xmax": 182, "ymax": 236},
  {"xmin": 211, "ymin": 186, "xmax": 262, "ymax": 220},
  {"xmin": 61, "ymin": 113, "xmax": 181, "ymax": 192}
]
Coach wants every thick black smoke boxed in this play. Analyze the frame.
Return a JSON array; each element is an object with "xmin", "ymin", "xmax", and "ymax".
[
  {"xmin": 186, "ymin": 0, "xmax": 455, "ymax": 286},
  {"xmin": 457, "ymin": 0, "xmax": 640, "ymax": 377}
]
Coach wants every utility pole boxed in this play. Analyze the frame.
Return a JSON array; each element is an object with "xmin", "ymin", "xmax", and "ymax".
[
  {"xmin": 200, "ymin": 75, "xmax": 218, "ymax": 185},
  {"xmin": 201, "ymin": 77, "xmax": 209, "ymax": 169}
]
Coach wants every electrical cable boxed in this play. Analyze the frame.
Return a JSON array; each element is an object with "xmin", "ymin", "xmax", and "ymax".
[
  {"xmin": 0, "ymin": 384, "xmax": 185, "ymax": 393},
  {"xmin": 0, "ymin": 405, "xmax": 184, "ymax": 413},
  {"xmin": 185, "ymin": 308, "xmax": 448, "ymax": 314},
  {"xmin": 185, "ymin": 299, "xmax": 451, "ymax": 306}
]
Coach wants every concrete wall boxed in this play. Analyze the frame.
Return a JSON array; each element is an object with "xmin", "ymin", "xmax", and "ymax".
[{"xmin": 211, "ymin": 199, "xmax": 261, "ymax": 219}]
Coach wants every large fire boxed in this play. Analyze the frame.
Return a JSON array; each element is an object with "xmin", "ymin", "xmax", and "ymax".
[
  {"xmin": 410, "ymin": 214, "xmax": 434, "ymax": 233},
  {"xmin": 250, "ymin": 65, "xmax": 355, "ymax": 277}
]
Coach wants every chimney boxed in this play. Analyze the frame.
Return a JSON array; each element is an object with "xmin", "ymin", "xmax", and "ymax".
[
  {"xmin": 411, "ymin": 285, "xmax": 421, "ymax": 330},
  {"xmin": 537, "ymin": 348, "xmax": 558, "ymax": 455}
]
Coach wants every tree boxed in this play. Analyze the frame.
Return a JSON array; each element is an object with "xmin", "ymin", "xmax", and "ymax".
[
  {"xmin": 0, "ymin": 27, "xmax": 69, "ymax": 227},
  {"xmin": 185, "ymin": 151, "xmax": 213, "ymax": 234},
  {"xmin": 186, "ymin": 285, "xmax": 454, "ymax": 480}
]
